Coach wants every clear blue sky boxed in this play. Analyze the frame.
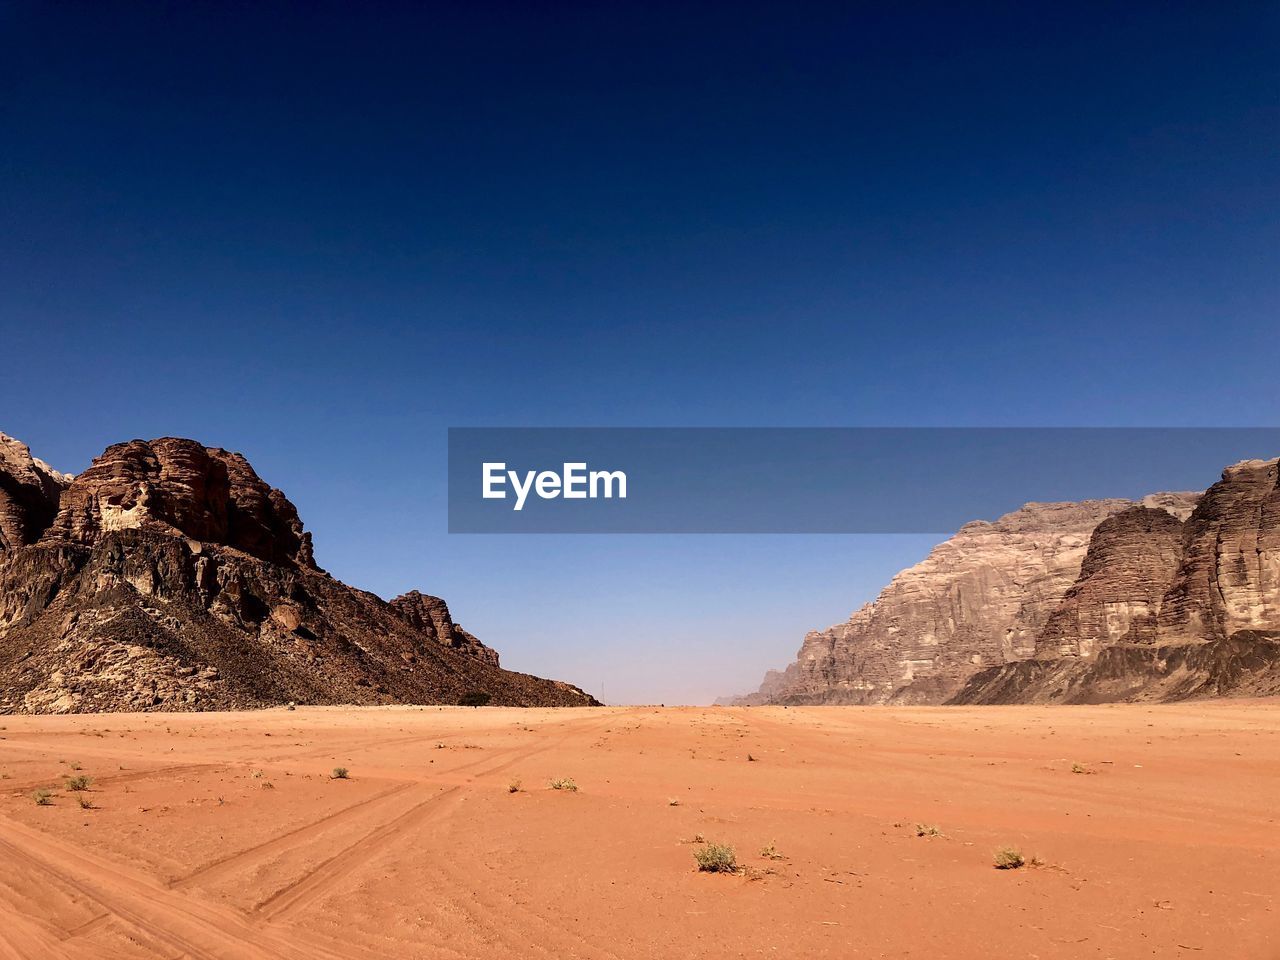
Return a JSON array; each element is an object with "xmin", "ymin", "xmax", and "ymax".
[{"xmin": 1, "ymin": 2, "xmax": 1276, "ymax": 702}]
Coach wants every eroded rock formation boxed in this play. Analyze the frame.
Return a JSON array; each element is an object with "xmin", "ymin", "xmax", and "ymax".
[
  {"xmin": 0, "ymin": 434, "xmax": 596, "ymax": 713},
  {"xmin": 736, "ymin": 460, "xmax": 1280, "ymax": 705},
  {"xmin": 0, "ymin": 432, "xmax": 70, "ymax": 553},
  {"xmin": 390, "ymin": 590, "xmax": 500, "ymax": 667}
]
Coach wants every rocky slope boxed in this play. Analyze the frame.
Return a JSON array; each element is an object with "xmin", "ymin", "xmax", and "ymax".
[
  {"xmin": 735, "ymin": 462, "xmax": 1280, "ymax": 705},
  {"xmin": 0, "ymin": 433, "xmax": 596, "ymax": 713}
]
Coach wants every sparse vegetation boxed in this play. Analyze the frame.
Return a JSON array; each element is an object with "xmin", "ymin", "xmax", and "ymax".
[
  {"xmin": 33, "ymin": 789, "xmax": 53, "ymax": 806},
  {"xmin": 508, "ymin": 779, "xmax": 522, "ymax": 793},
  {"xmin": 549, "ymin": 777, "xmax": 578, "ymax": 792},
  {"xmin": 77, "ymin": 795, "xmax": 94, "ymax": 810},
  {"xmin": 65, "ymin": 775, "xmax": 92, "ymax": 792},
  {"xmin": 994, "ymin": 846, "xmax": 1025, "ymax": 870},
  {"xmin": 1071, "ymin": 763, "xmax": 1095, "ymax": 775},
  {"xmin": 759, "ymin": 841, "xmax": 784, "ymax": 860},
  {"xmin": 694, "ymin": 842, "xmax": 738, "ymax": 873},
  {"xmin": 668, "ymin": 798, "xmax": 681, "ymax": 806},
  {"xmin": 331, "ymin": 767, "xmax": 350, "ymax": 780},
  {"xmin": 915, "ymin": 823, "xmax": 942, "ymax": 837}
]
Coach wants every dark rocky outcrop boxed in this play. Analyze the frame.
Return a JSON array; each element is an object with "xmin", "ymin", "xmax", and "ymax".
[
  {"xmin": 389, "ymin": 590, "xmax": 500, "ymax": 667},
  {"xmin": 43, "ymin": 438, "xmax": 315, "ymax": 568},
  {"xmin": 0, "ymin": 434, "xmax": 597, "ymax": 713},
  {"xmin": 0, "ymin": 433, "xmax": 70, "ymax": 553}
]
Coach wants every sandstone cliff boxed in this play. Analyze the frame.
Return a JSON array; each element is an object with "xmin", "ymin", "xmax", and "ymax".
[
  {"xmin": 734, "ymin": 498, "xmax": 1193, "ymax": 705},
  {"xmin": 0, "ymin": 432, "xmax": 70, "ymax": 553},
  {"xmin": 952, "ymin": 459, "xmax": 1280, "ymax": 703},
  {"xmin": 0, "ymin": 434, "xmax": 596, "ymax": 713},
  {"xmin": 734, "ymin": 464, "xmax": 1280, "ymax": 706}
]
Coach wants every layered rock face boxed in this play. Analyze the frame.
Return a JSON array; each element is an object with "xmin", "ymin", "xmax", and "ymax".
[
  {"xmin": 0, "ymin": 433, "xmax": 70, "ymax": 553},
  {"xmin": 0, "ymin": 434, "xmax": 596, "ymax": 713},
  {"xmin": 953, "ymin": 459, "xmax": 1280, "ymax": 703},
  {"xmin": 736, "ymin": 462, "xmax": 1280, "ymax": 705},
  {"xmin": 1157, "ymin": 460, "xmax": 1280, "ymax": 643},
  {"xmin": 1034, "ymin": 506, "xmax": 1187, "ymax": 657},
  {"xmin": 45, "ymin": 438, "xmax": 315, "ymax": 568},
  {"xmin": 735, "ymin": 499, "xmax": 1176, "ymax": 705}
]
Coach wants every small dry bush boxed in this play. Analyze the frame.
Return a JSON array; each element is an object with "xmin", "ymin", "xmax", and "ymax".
[
  {"xmin": 33, "ymin": 789, "xmax": 53, "ymax": 806},
  {"xmin": 993, "ymin": 846, "xmax": 1025, "ymax": 870},
  {"xmin": 694, "ymin": 842, "xmax": 738, "ymax": 873},
  {"xmin": 65, "ymin": 775, "xmax": 92, "ymax": 792},
  {"xmin": 331, "ymin": 767, "xmax": 350, "ymax": 780},
  {"xmin": 915, "ymin": 823, "xmax": 942, "ymax": 837},
  {"xmin": 549, "ymin": 777, "xmax": 578, "ymax": 792}
]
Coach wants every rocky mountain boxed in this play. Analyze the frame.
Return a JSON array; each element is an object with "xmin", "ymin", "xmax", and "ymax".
[
  {"xmin": 0, "ymin": 433, "xmax": 596, "ymax": 713},
  {"xmin": 734, "ymin": 460, "xmax": 1280, "ymax": 705}
]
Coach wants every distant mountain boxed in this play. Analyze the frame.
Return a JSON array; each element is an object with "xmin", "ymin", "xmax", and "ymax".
[
  {"xmin": 0, "ymin": 433, "xmax": 596, "ymax": 713},
  {"xmin": 730, "ymin": 460, "xmax": 1280, "ymax": 705}
]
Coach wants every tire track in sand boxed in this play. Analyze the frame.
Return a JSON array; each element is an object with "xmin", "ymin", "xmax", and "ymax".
[
  {"xmin": 252, "ymin": 714, "xmax": 614, "ymax": 924},
  {"xmin": 0, "ymin": 816, "xmax": 359, "ymax": 960}
]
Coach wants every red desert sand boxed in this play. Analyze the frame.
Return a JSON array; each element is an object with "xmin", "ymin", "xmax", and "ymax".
[{"xmin": 0, "ymin": 703, "xmax": 1276, "ymax": 959}]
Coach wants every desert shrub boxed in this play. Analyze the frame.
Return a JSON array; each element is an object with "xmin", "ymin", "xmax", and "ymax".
[
  {"xmin": 759, "ymin": 841, "xmax": 784, "ymax": 860},
  {"xmin": 993, "ymin": 846, "xmax": 1025, "ymax": 870},
  {"xmin": 549, "ymin": 777, "xmax": 577, "ymax": 792},
  {"xmin": 915, "ymin": 823, "xmax": 942, "ymax": 837},
  {"xmin": 508, "ymin": 779, "xmax": 522, "ymax": 793},
  {"xmin": 33, "ymin": 789, "xmax": 53, "ymax": 806},
  {"xmin": 65, "ymin": 775, "xmax": 92, "ymax": 792},
  {"xmin": 77, "ymin": 795, "xmax": 94, "ymax": 810},
  {"xmin": 331, "ymin": 767, "xmax": 350, "ymax": 780},
  {"xmin": 694, "ymin": 842, "xmax": 738, "ymax": 873}
]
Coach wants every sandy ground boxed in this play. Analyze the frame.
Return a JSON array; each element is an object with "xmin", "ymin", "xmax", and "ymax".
[{"xmin": 0, "ymin": 703, "xmax": 1275, "ymax": 960}]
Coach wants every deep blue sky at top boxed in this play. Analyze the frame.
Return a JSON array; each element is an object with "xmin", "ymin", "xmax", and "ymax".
[{"xmin": 1, "ymin": 2, "xmax": 1276, "ymax": 702}]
